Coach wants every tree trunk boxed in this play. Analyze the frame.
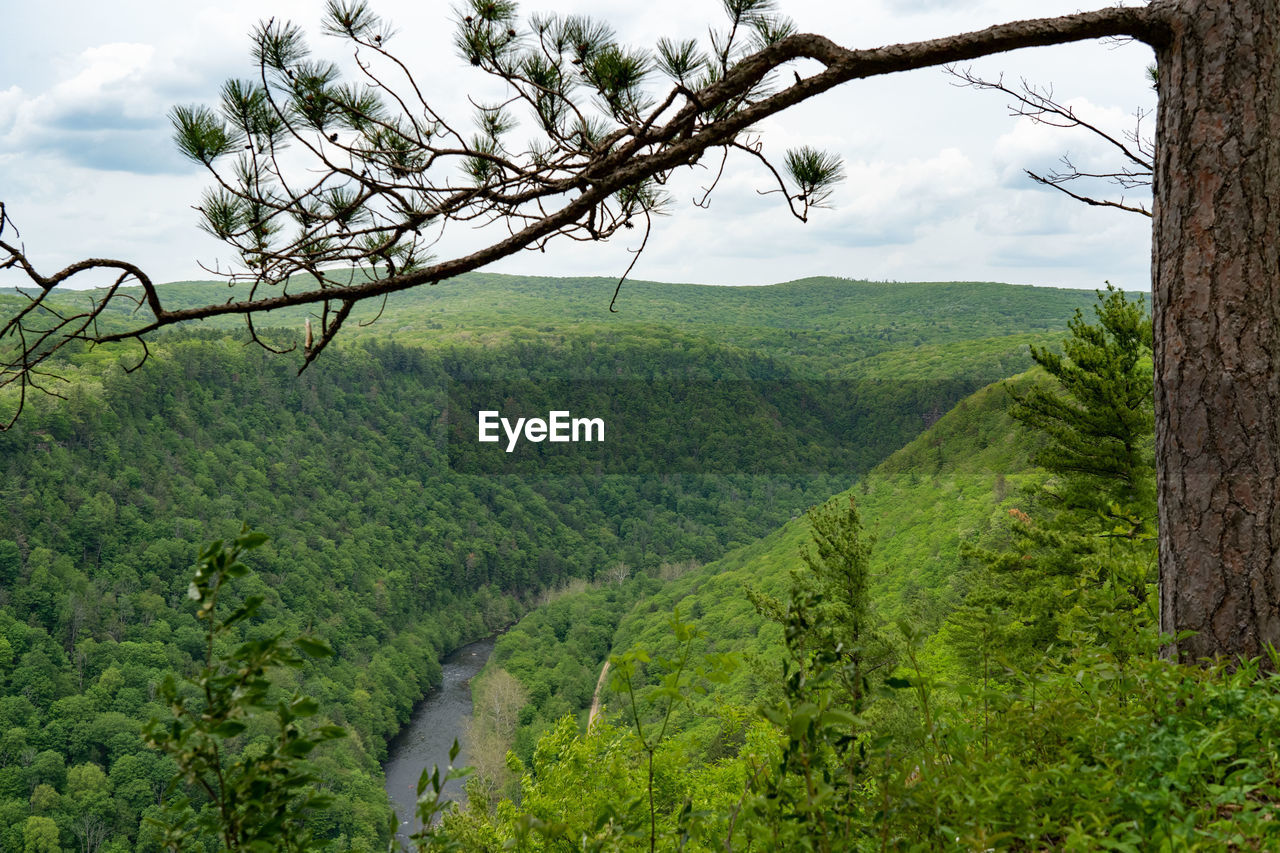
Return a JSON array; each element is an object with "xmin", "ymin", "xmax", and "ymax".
[{"xmin": 1153, "ymin": 0, "xmax": 1280, "ymax": 660}]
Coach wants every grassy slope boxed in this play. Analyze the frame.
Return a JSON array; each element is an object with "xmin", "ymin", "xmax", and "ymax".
[{"xmin": 858, "ymin": 375, "xmax": 1046, "ymax": 619}]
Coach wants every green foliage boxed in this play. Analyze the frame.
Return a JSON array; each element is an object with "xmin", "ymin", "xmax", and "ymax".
[
  {"xmin": 784, "ymin": 146, "xmax": 845, "ymax": 210},
  {"xmin": 1, "ymin": 271, "xmax": 1075, "ymax": 850},
  {"xmin": 427, "ymin": 362, "xmax": 1280, "ymax": 850},
  {"xmin": 866, "ymin": 648, "xmax": 1280, "ymax": 850},
  {"xmin": 6, "ymin": 273, "xmax": 1103, "ymax": 383},
  {"xmin": 487, "ymin": 576, "xmax": 655, "ymax": 761},
  {"xmin": 170, "ymin": 105, "xmax": 241, "ymax": 165},
  {"xmin": 750, "ymin": 496, "xmax": 890, "ymax": 713},
  {"xmin": 431, "ymin": 614, "xmax": 739, "ymax": 853},
  {"xmin": 957, "ymin": 287, "xmax": 1157, "ymax": 669},
  {"xmin": 422, "ymin": 287, "xmax": 1278, "ymax": 851},
  {"xmin": 0, "ymin": 275, "xmax": 1147, "ymax": 850},
  {"xmin": 144, "ymin": 528, "xmax": 347, "ymax": 852},
  {"xmin": 728, "ymin": 504, "xmax": 883, "ymax": 852},
  {"xmin": 1010, "ymin": 283, "xmax": 1155, "ymax": 529},
  {"xmin": 22, "ymin": 815, "xmax": 60, "ymax": 853},
  {"xmin": 654, "ymin": 38, "xmax": 705, "ymax": 83},
  {"xmin": 409, "ymin": 739, "xmax": 474, "ymax": 852},
  {"xmin": 610, "ymin": 610, "xmax": 707, "ymax": 853}
]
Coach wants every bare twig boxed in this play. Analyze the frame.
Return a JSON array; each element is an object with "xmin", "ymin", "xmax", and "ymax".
[{"xmin": 949, "ymin": 66, "xmax": 1153, "ymax": 214}]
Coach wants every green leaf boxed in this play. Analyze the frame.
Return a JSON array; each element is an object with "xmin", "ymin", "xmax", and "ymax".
[
  {"xmin": 295, "ymin": 635, "xmax": 334, "ymax": 658},
  {"xmin": 238, "ymin": 528, "xmax": 268, "ymax": 546},
  {"xmin": 761, "ymin": 705, "xmax": 787, "ymax": 726},
  {"xmin": 212, "ymin": 720, "xmax": 247, "ymax": 738},
  {"xmin": 282, "ymin": 738, "xmax": 317, "ymax": 757},
  {"xmin": 819, "ymin": 708, "xmax": 858, "ymax": 729},
  {"xmin": 223, "ymin": 596, "xmax": 264, "ymax": 629}
]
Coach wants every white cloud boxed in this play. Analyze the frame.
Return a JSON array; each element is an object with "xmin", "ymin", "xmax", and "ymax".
[
  {"xmin": 50, "ymin": 43, "xmax": 156, "ymax": 107},
  {"xmin": 0, "ymin": 86, "xmax": 23, "ymax": 134},
  {"xmin": 2, "ymin": 43, "xmax": 198, "ymax": 174}
]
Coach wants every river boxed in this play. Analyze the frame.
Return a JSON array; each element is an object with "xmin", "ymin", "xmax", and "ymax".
[{"xmin": 382, "ymin": 636, "xmax": 496, "ymax": 846}]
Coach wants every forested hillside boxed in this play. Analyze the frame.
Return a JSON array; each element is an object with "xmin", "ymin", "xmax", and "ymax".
[
  {"xmin": 0, "ymin": 275, "xmax": 1101, "ymax": 851},
  {"xmin": 482, "ymin": 368, "xmax": 1043, "ymax": 764},
  {"xmin": 2, "ymin": 0, "xmax": 1276, "ymax": 846},
  {"xmin": 439, "ymin": 290, "xmax": 1280, "ymax": 850}
]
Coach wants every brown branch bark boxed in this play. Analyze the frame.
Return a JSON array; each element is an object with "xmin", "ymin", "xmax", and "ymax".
[{"xmin": 1025, "ymin": 170, "xmax": 1152, "ymax": 217}]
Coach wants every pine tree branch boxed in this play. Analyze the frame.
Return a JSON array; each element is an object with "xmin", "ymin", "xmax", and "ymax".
[{"xmin": 1, "ymin": 5, "xmax": 1168, "ymax": 422}]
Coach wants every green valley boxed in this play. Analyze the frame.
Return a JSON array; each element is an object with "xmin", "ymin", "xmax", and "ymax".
[
  {"xmin": 0, "ymin": 274, "xmax": 1108, "ymax": 851},
  {"xmin": 5, "ymin": 0, "xmax": 1279, "ymax": 849}
]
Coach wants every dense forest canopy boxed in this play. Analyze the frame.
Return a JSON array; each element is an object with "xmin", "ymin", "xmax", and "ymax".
[
  {"xmin": 428, "ymin": 290, "xmax": 1279, "ymax": 850},
  {"xmin": 0, "ymin": 274, "xmax": 1098, "ymax": 850}
]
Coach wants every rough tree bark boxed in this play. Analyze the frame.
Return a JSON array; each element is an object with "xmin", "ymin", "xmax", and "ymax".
[{"xmin": 1152, "ymin": 0, "xmax": 1280, "ymax": 661}]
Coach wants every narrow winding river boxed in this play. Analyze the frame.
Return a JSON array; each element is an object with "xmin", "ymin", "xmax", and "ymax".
[{"xmin": 382, "ymin": 636, "xmax": 496, "ymax": 845}]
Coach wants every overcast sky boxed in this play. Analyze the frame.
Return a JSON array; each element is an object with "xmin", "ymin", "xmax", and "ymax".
[{"xmin": 0, "ymin": 1, "xmax": 1157, "ymax": 292}]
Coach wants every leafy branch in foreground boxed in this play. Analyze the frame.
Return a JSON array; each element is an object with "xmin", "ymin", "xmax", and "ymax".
[
  {"xmin": 610, "ymin": 609, "xmax": 706, "ymax": 853},
  {"xmin": 1010, "ymin": 284, "xmax": 1154, "ymax": 531},
  {"xmin": 143, "ymin": 526, "xmax": 347, "ymax": 852},
  {"xmin": 407, "ymin": 738, "xmax": 474, "ymax": 852},
  {"xmin": 954, "ymin": 286, "xmax": 1156, "ymax": 669}
]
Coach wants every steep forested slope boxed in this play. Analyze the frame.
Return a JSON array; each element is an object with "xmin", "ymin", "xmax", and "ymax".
[
  {"xmin": 487, "ymin": 371, "xmax": 1045, "ymax": 755},
  {"xmin": 442, "ymin": 291, "xmax": 1280, "ymax": 850}
]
